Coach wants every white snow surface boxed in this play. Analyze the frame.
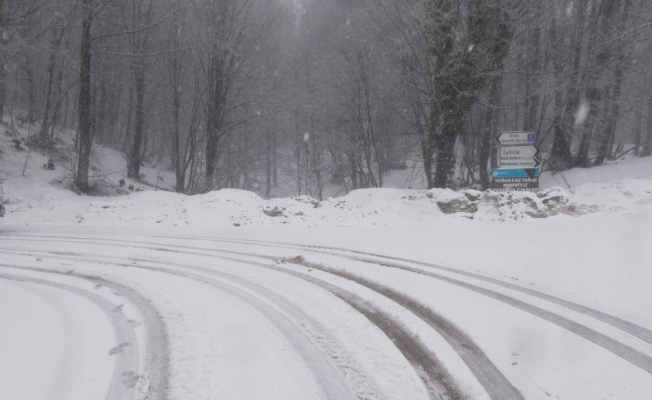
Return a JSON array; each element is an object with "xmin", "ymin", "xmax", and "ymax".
[
  {"xmin": 0, "ymin": 275, "xmax": 116, "ymax": 400},
  {"xmin": 1, "ymin": 131, "xmax": 652, "ymax": 400}
]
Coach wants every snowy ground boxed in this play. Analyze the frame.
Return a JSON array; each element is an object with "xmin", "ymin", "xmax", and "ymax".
[{"xmin": 1, "ymin": 128, "xmax": 652, "ymax": 400}]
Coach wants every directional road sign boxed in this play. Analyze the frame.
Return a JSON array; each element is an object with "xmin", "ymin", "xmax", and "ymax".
[
  {"xmin": 499, "ymin": 158, "xmax": 541, "ymax": 169},
  {"xmin": 492, "ymin": 168, "xmax": 540, "ymax": 178},
  {"xmin": 496, "ymin": 131, "xmax": 536, "ymax": 146},
  {"xmin": 492, "ymin": 176, "xmax": 539, "ymax": 191},
  {"xmin": 500, "ymin": 145, "xmax": 539, "ymax": 159},
  {"xmin": 493, "ymin": 131, "xmax": 540, "ymax": 192}
]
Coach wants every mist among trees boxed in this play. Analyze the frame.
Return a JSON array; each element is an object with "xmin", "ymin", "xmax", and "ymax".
[{"xmin": 2, "ymin": 0, "xmax": 651, "ymax": 197}]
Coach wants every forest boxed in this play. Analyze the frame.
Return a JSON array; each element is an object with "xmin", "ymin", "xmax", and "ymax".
[{"xmin": 1, "ymin": 0, "xmax": 651, "ymax": 198}]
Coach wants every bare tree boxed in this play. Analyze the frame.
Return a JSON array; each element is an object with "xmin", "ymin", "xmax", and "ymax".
[
  {"xmin": 190, "ymin": 0, "xmax": 283, "ymax": 191},
  {"xmin": 121, "ymin": 0, "xmax": 156, "ymax": 179},
  {"xmin": 38, "ymin": 5, "xmax": 67, "ymax": 140},
  {"xmin": 75, "ymin": 0, "xmax": 94, "ymax": 193}
]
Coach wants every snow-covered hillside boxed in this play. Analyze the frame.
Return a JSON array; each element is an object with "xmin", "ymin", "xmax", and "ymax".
[{"xmin": 2, "ymin": 122, "xmax": 652, "ymax": 227}]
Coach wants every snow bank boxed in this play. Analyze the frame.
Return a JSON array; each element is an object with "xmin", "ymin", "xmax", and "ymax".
[
  {"xmin": 2, "ymin": 178, "xmax": 651, "ymax": 227},
  {"xmin": 3, "ymin": 124, "xmax": 652, "ymax": 227}
]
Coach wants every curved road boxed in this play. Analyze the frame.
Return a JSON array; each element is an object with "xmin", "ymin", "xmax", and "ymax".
[{"xmin": 1, "ymin": 229, "xmax": 651, "ymax": 400}]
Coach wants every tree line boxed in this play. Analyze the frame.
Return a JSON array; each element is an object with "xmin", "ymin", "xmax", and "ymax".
[{"xmin": 1, "ymin": 0, "xmax": 651, "ymax": 197}]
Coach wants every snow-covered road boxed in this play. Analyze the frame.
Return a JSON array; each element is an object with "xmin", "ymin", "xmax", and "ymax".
[
  {"xmin": 1, "ymin": 227, "xmax": 651, "ymax": 400},
  {"xmin": 0, "ymin": 267, "xmax": 153, "ymax": 400}
]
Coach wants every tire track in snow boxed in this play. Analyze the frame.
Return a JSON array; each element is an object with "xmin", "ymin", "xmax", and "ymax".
[
  {"xmin": 0, "ymin": 249, "xmax": 361, "ymax": 400},
  {"xmin": 129, "ymin": 263, "xmax": 358, "ymax": 400},
  {"xmin": 124, "ymin": 233, "xmax": 652, "ymax": 358},
  {"xmin": 119, "ymin": 236, "xmax": 652, "ymax": 378},
  {"xmin": 97, "ymin": 234, "xmax": 652, "ymax": 394},
  {"xmin": 8, "ymin": 234, "xmax": 652, "ymax": 395},
  {"xmin": 1, "ymin": 237, "xmax": 466, "ymax": 400},
  {"xmin": 150, "ymin": 264, "xmax": 391, "ymax": 400},
  {"xmin": 186, "ymin": 237, "xmax": 652, "ymax": 359},
  {"xmin": 218, "ymin": 238, "xmax": 652, "ymax": 377},
  {"xmin": 1, "ymin": 239, "xmax": 500, "ymax": 399},
  {"xmin": 217, "ymin": 238, "xmax": 652, "ymax": 347},
  {"xmin": 127, "ymin": 248, "xmax": 513, "ymax": 399},
  {"xmin": 272, "ymin": 257, "xmax": 523, "ymax": 400},
  {"xmin": 0, "ymin": 266, "xmax": 169, "ymax": 400},
  {"xmin": 138, "ymin": 258, "xmax": 462, "ymax": 400},
  {"xmin": 333, "ymin": 257, "xmax": 652, "ymax": 374},
  {"xmin": 251, "ymin": 260, "xmax": 473, "ymax": 400},
  {"xmin": 6, "ymin": 234, "xmax": 652, "ymax": 375},
  {"xmin": 292, "ymin": 242, "xmax": 652, "ymax": 345},
  {"xmin": 87, "ymin": 274, "xmax": 170, "ymax": 400}
]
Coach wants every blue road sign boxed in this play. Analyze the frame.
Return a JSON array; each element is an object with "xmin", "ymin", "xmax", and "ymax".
[{"xmin": 492, "ymin": 168, "xmax": 541, "ymax": 178}]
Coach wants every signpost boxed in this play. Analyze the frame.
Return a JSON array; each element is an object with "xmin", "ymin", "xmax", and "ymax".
[
  {"xmin": 499, "ymin": 158, "xmax": 540, "ymax": 169},
  {"xmin": 492, "ymin": 168, "xmax": 540, "ymax": 178},
  {"xmin": 492, "ymin": 177, "xmax": 539, "ymax": 191},
  {"xmin": 499, "ymin": 145, "xmax": 539, "ymax": 159},
  {"xmin": 492, "ymin": 131, "xmax": 540, "ymax": 192},
  {"xmin": 496, "ymin": 132, "xmax": 536, "ymax": 146}
]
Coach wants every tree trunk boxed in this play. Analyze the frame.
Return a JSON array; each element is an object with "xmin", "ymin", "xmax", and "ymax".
[
  {"xmin": 357, "ymin": 85, "xmax": 377, "ymax": 188},
  {"xmin": 49, "ymin": 54, "xmax": 67, "ymax": 136},
  {"xmin": 433, "ymin": 107, "xmax": 464, "ymax": 189},
  {"xmin": 575, "ymin": 0, "xmax": 616, "ymax": 167},
  {"xmin": 39, "ymin": 26, "xmax": 65, "ymax": 140},
  {"xmin": 642, "ymin": 65, "xmax": 652, "ymax": 158},
  {"xmin": 644, "ymin": 81, "xmax": 652, "ymax": 157},
  {"xmin": 266, "ymin": 130, "xmax": 272, "ymax": 198},
  {"xmin": 0, "ymin": 0, "xmax": 6, "ymax": 121},
  {"xmin": 549, "ymin": 0, "xmax": 588, "ymax": 170},
  {"xmin": 23, "ymin": 54, "xmax": 36, "ymax": 123},
  {"xmin": 122, "ymin": 86, "xmax": 134, "ymax": 153},
  {"xmin": 180, "ymin": 75, "xmax": 201, "ymax": 193},
  {"xmin": 594, "ymin": 50, "xmax": 625, "ymax": 165},
  {"xmin": 575, "ymin": 86, "xmax": 600, "ymax": 167},
  {"xmin": 170, "ymin": 62, "xmax": 183, "ymax": 192},
  {"xmin": 75, "ymin": 0, "xmax": 93, "ymax": 193},
  {"xmin": 425, "ymin": 0, "xmax": 513, "ymax": 188},
  {"xmin": 524, "ymin": 4, "xmax": 542, "ymax": 131},
  {"xmin": 61, "ymin": 62, "xmax": 70, "ymax": 130},
  {"xmin": 93, "ymin": 74, "xmax": 108, "ymax": 144},
  {"xmin": 594, "ymin": 0, "xmax": 629, "ymax": 166},
  {"xmin": 348, "ymin": 152, "xmax": 358, "ymax": 190},
  {"xmin": 548, "ymin": 14, "xmax": 571, "ymax": 171},
  {"xmin": 634, "ymin": 100, "xmax": 642, "ymax": 157},
  {"xmin": 360, "ymin": 53, "xmax": 382, "ymax": 187},
  {"xmin": 272, "ymin": 130, "xmax": 278, "ymax": 188},
  {"xmin": 421, "ymin": 104, "xmax": 435, "ymax": 190},
  {"xmin": 127, "ymin": 59, "xmax": 146, "ymax": 179},
  {"xmin": 0, "ymin": 57, "xmax": 6, "ymax": 123},
  {"xmin": 205, "ymin": 55, "xmax": 225, "ymax": 189},
  {"xmin": 295, "ymin": 109, "xmax": 302, "ymax": 195},
  {"xmin": 480, "ymin": 76, "xmax": 502, "ymax": 189}
]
